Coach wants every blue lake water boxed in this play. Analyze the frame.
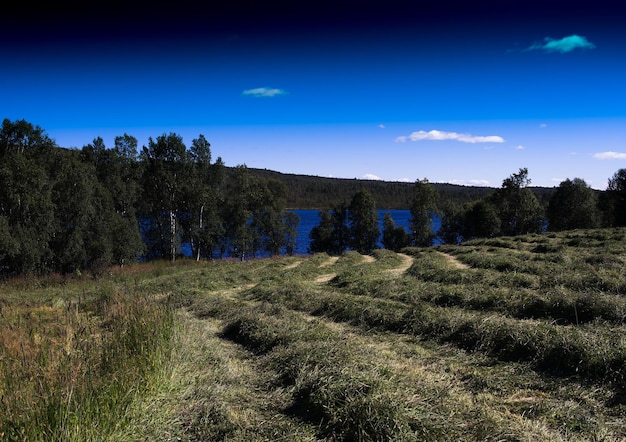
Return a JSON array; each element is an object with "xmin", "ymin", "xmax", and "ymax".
[
  {"xmin": 181, "ymin": 210, "xmax": 441, "ymax": 258},
  {"xmin": 289, "ymin": 210, "xmax": 441, "ymax": 255}
]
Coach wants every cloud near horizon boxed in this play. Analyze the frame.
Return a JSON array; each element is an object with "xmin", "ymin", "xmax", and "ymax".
[
  {"xmin": 593, "ymin": 151, "xmax": 626, "ymax": 160},
  {"xmin": 526, "ymin": 35, "xmax": 595, "ymax": 53},
  {"xmin": 395, "ymin": 130, "xmax": 504, "ymax": 144},
  {"xmin": 362, "ymin": 173, "xmax": 383, "ymax": 181},
  {"xmin": 242, "ymin": 87, "xmax": 287, "ymax": 97},
  {"xmin": 449, "ymin": 179, "xmax": 491, "ymax": 187}
]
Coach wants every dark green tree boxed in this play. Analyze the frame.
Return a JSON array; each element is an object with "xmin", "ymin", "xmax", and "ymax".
[
  {"xmin": 547, "ymin": 178, "xmax": 600, "ymax": 231},
  {"xmin": 490, "ymin": 168, "xmax": 544, "ymax": 236},
  {"xmin": 330, "ymin": 203, "xmax": 350, "ymax": 255},
  {"xmin": 0, "ymin": 118, "xmax": 55, "ymax": 155},
  {"xmin": 437, "ymin": 205, "xmax": 463, "ymax": 245},
  {"xmin": 309, "ymin": 210, "xmax": 335, "ymax": 254},
  {"xmin": 251, "ymin": 178, "xmax": 294, "ymax": 257},
  {"xmin": 382, "ymin": 212, "xmax": 410, "ymax": 251},
  {"xmin": 0, "ymin": 119, "xmax": 56, "ymax": 275},
  {"xmin": 348, "ymin": 190, "xmax": 380, "ymax": 254},
  {"xmin": 81, "ymin": 136, "xmax": 145, "ymax": 266},
  {"xmin": 409, "ymin": 179, "xmax": 439, "ymax": 247},
  {"xmin": 113, "ymin": 133, "xmax": 139, "ymax": 162},
  {"xmin": 181, "ymin": 135, "xmax": 226, "ymax": 260},
  {"xmin": 140, "ymin": 133, "xmax": 188, "ymax": 261},
  {"xmin": 283, "ymin": 211, "xmax": 300, "ymax": 256},
  {"xmin": 599, "ymin": 169, "xmax": 626, "ymax": 227},
  {"xmin": 308, "ymin": 203, "xmax": 350, "ymax": 255},
  {"xmin": 221, "ymin": 165, "xmax": 260, "ymax": 260},
  {"xmin": 0, "ymin": 152, "xmax": 55, "ymax": 274},
  {"xmin": 461, "ymin": 199, "xmax": 501, "ymax": 239}
]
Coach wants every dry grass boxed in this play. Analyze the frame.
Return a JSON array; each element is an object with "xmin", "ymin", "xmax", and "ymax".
[{"xmin": 3, "ymin": 230, "xmax": 626, "ymax": 441}]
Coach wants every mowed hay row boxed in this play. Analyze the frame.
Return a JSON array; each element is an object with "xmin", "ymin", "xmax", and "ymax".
[
  {"xmin": 237, "ymin": 241, "xmax": 626, "ymax": 400},
  {"xmin": 245, "ymin": 268, "xmax": 626, "ymax": 397},
  {"xmin": 209, "ymin": 301, "xmax": 586, "ymax": 441},
  {"xmin": 325, "ymin": 249, "xmax": 626, "ymax": 325}
]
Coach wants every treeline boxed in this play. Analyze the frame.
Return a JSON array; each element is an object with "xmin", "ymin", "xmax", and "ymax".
[
  {"xmin": 439, "ymin": 167, "xmax": 626, "ymax": 244},
  {"xmin": 247, "ymin": 168, "xmax": 499, "ymax": 209},
  {"xmin": 0, "ymin": 119, "xmax": 299, "ymax": 277},
  {"xmin": 305, "ymin": 167, "xmax": 626, "ymax": 255},
  {"xmin": 2, "ymin": 118, "xmax": 625, "ymax": 276},
  {"xmin": 307, "ymin": 180, "xmax": 438, "ymax": 256}
]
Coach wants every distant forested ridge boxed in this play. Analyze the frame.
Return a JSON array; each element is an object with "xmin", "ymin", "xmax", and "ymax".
[{"xmin": 244, "ymin": 168, "xmax": 555, "ymax": 210}]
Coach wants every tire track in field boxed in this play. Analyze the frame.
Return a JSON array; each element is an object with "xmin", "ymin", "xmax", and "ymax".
[
  {"xmin": 436, "ymin": 251, "xmax": 469, "ymax": 269},
  {"xmin": 314, "ymin": 256, "xmax": 339, "ymax": 283},
  {"xmin": 294, "ymin": 310, "xmax": 564, "ymax": 441},
  {"xmin": 174, "ymin": 311, "xmax": 319, "ymax": 441},
  {"xmin": 385, "ymin": 253, "xmax": 413, "ymax": 275},
  {"xmin": 314, "ymin": 252, "xmax": 414, "ymax": 283}
]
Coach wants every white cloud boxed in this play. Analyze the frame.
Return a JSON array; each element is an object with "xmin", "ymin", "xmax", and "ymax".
[
  {"xmin": 593, "ymin": 151, "xmax": 626, "ymax": 160},
  {"xmin": 526, "ymin": 34, "xmax": 596, "ymax": 53},
  {"xmin": 395, "ymin": 130, "xmax": 504, "ymax": 144},
  {"xmin": 242, "ymin": 87, "xmax": 287, "ymax": 97},
  {"xmin": 362, "ymin": 173, "xmax": 383, "ymax": 181},
  {"xmin": 378, "ymin": 124, "xmax": 386, "ymax": 129},
  {"xmin": 449, "ymin": 179, "xmax": 491, "ymax": 187},
  {"xmin": 515, "ymin": 145, "xmax": 525, "ymax": 150}
]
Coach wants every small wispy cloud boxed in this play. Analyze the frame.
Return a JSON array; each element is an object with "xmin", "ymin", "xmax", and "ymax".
[
  {"xmin": 378, "ymin": 124, "xmax": 386, "ymax": 129},
  {"xmin": 362, "ymin": 173, "xmax": 383, "ymax": 181},
  {"xmin": 395, "ymin": 130, "xmax": 504, "ymax": 144},
  {"xmin": 526, "ymin": 34, "xmax": 595, "ymax": 53},
  {"xmin": 515, "ymin": 145, "xmax": 525, "ymax": 150},
  {"xmin": 539, "ymin": 123, "xmax": 548, "ymax": 128},
  {"xmin": 449, "ymin": 179, "xmax": 491, "ymax": 187},
  {"xmin": 593, "ymin": 151, "xmax": 626, "ymax": 160},
  {"xmin": 242, "ymin": 87, "xmax": 287, "ymax": 97}
]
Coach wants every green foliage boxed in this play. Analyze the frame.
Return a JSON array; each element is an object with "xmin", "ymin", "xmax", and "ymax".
[
  {"xmin": 308, "ymin": 210, "xmax": 335, "ymax": 254},
  {"xmin": 440, "ymin": 169, "xmax": 545, "ymax": 243},
  {"xmin": 600, "ymin": 168, "xmax": 626, "ymax": 226},
  {"xmin": 382, "ymin": 212, "xmax": 411, "ymax": 251},
  {"xmin": 547, "ymin": 178, "xmax": 600, "ymax": 230},
  {"xmin": 308, "ymin": 204, "xmax": 350, "ymax": 255},
  {"xmin": 245, "ymin": 167, "xmax": 497, "ymax": 210},
  {"xmin": 348, "ymin": 190, "xmax": 380, "ymax": 254},
  {"xmin": 409, "ymin": 179, "xmax": 439, "ymax": 246},
  {"xmin": 490, "ymin": 168, "xmax": 545, "ymax": 236}
]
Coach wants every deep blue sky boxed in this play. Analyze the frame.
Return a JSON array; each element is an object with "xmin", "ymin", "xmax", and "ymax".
[{"xmin": 3, "ymin": 1, "xmax": 626, "ymax": 189}]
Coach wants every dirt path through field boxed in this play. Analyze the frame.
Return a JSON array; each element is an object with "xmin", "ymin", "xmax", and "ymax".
[
  {"xmin": 437, "ymin": 251, "xmax": 469, "ymax": 269},
  {"xmin": 319, "ymin": 256, "xmax": 339, "ymax": 267},
  {"xmin": 169, "ymin": 310, "xmax": 318, "ymax": 440},
  {"xmin": 385, "ymin": 253, "xmax": 413, "ymax": 275},
  {"xmin": 314, "ymin": 256, "xmax": 339, "ymax": 283},
  {"xmin": 283, "ymin": 260, "xmax": 303, "ymax": 270}
]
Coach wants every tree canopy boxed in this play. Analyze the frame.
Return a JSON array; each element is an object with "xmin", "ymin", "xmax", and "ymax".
[
  {"xmin": 0, "ymin": 118, "xmax": 299, "ymax": 277},
  {"xmin": 547, "ymin": 178, "xmax": 600, "ymax": 231}
]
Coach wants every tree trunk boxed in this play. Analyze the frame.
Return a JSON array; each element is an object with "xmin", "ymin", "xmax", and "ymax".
[
  {"xmin": 169, "ymin": 210, "xmax": 176, "ymax": 262},
  {"xmin": 196, "ymin": 204, "xmax": 204, "ymax": 261}
]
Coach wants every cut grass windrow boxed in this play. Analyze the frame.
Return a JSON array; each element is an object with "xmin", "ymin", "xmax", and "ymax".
[
  {"xmin": 199, "ymin": 301, "xmax": 562, "ymax": 440},
  {"xmin": 246, "ymin": 276, "xmax": 626, "ymax": 395}
]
